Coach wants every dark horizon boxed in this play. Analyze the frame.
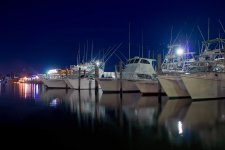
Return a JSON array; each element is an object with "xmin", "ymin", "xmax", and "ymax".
[{"xmin": 1, "ymin": 0, "xmax": 225, "ymax": 75}]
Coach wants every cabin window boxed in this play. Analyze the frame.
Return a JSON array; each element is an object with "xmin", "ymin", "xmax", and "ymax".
[
  {"xmin": 140, "ymin": 59, "xmax": 150, "ymax": 64},
  {"xmin": 134, "ymin": 59, "xmax": 140, "ymax": 63}
]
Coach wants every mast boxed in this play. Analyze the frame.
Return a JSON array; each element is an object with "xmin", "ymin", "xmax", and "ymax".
[
  {"xmin": 141, "ymin": 30, "xmax": 143, "ymax": 58},
  {"xmin": 78, "ymin": 43, "xmax": 81, "ymax": 65},
  {"xmin": 208, "ymin": 18, "xmax": 210, "ymax": 41},
  {"xmin": 86, "ymin": 40, "xmax": 88, "ymax": 62},
  {"xmin": 91, "ymin": 40, "xmax": 93, "ymax": 61},
  {"xmin": 83, "ymin": 43, "xmax": 85, "ymax": 63},
  {"xmin": 129, "ymin": 22, "xmax": 131, "ymax": 59}
]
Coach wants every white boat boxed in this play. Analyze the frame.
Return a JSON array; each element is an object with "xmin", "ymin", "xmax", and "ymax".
[
  {"xmin": 158, "ymin": 74, "xmax": 190, "ymax": 98},
  {"xmin": 181, "ymin": 72, "xmax": 225, "ymax": 99},
  {"xmin": 42, "ymin": 78, "xmax": 68, "ymax": 88},
  {"xmin": 97, "ymin": 56, "xmax": 156, "ymax": 93},
  {"xmin": 41, "ymin": 69, "xmax": 69, "ymax": 88},
  {"xmin": 65, "ymin": 60, "xmax": 105, "ymax": 89},
  {"xmin": 157, "ymin": 44, "xmax": 195, "ymax": 98},
  {"xmin": 181, "ymin": 38, "xmax": 225, "ymax": 100},
  {"xmin": 64, "ymin": 78, "xmax": 97, "ymax": 90},
  {"xmin": 135, "ymin": 80, "xmax": 163, "ymax": 95}
]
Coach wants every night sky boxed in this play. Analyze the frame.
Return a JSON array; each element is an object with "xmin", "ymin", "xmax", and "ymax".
[{"xmin": 0, "ymin": 0, "xmax": 225, "ymax": 75}]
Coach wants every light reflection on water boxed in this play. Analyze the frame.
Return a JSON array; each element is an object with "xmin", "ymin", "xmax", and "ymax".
[{"xmin": 1, "ymin": 82, "xmax": 225, "ymax": 149}]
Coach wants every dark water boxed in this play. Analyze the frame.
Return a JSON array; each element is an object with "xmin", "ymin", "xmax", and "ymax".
[{"xmin": 0, "ymin": 83, "xmax": 225, "ymax": 149}]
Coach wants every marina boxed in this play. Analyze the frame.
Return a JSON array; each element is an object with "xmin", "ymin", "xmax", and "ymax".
[{"xmin": 1, "ymin": 0, "xmax": 225, "ymax": 149}]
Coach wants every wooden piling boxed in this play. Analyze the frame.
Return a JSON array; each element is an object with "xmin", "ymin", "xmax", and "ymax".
[
  {"xmin": 157, "ymin": 53, "xmax": 162, "ymax": 95},
  {"xmin": 95, "ymin": 65, "xmax": 99, "ymax": 92},
  {"xmin": 78, "ymin": 67, "xmax": 81, "ymax": 90},
  {"xmin": 224, "ymin": 44, "xmax": 225, "ymax": 68}
]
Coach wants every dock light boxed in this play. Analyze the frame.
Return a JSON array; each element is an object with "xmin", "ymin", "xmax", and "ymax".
[
  {"xmin": 96, "ymin": 60, "xmax": 100, "ymax": 67},
  {"xmin": 47, "ymin": 69, "xmax": 57, "ymax": 74},
  {"xmin": 176, "ymin": 48, "xmax": 184, "ymax": 56}
]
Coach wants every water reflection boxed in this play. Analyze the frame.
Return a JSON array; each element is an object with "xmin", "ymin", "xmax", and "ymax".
[
  {"xmin": 158, "ymin": 99, "xmax": 192, "ymax": 145},
  {"xmin": 1, "ymin": 83, "xmax": 225, "ymax": 149},
  {"xmin": 183, "ymin": 100, "xmax": 225, "ymax": 149},
  {"xmin": 0, "ymin": 83, "xmax": 42, "ymax": 99}
]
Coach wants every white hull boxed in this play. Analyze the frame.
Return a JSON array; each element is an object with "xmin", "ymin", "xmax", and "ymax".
[
  {"xmin": 181, "ymin": 72, "xmax": 225, "ymax": 99},
  {"xmin": 65, "ymin": 78, "xmax": 100, "ymax": 90},
  {"xmin": 135, "ymin": 80, "xmax": 165, "ymax": 94},
  {"xmin": 41, "ymin": 79, "xmax": 68, "ymax": 88},
  {"xmin": 97, "ymin": 78, "xmax": 139, "ymax": 93},
  {"xmin": 158, "ymin": 75, "xmax": 189, "ymax": 98}
]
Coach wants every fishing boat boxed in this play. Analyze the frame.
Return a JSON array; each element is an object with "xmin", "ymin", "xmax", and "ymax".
[
  {"xmin": 97, "ymin": 56, "xmax": 156, "ymax": 93},
  {"xmin": 64, "ymin": 60, "xmax": 105, "ymax": 90},
  {"xmin": 157, "ymin": 44, "xmax": 195, "ymax": 98},
  {"xmin": 181, "ymin": 38, "xmax": 225, "ymax": 99},
  {"xmin": 41, "ymin": 69, "xmax": 70, "ymax": 88}
]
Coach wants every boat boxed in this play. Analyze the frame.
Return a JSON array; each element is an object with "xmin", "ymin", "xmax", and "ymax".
[
  {"xmin": 181, "ymin": 72, "xmax": 225, "ymax": 99},
  {"xmin": 64, "ymin": 60, "xmax": 105, "ymax": 89},
  {"xmin": 157, "ymin": 44, "xmax": 195, "ymax": 98},
  {"xmin": 97, "ymin": 56, "xmax": 157, "ymax": 93},
  {"xmin": 41, "ymin": 69, "xmax": 70, "ymax": 88},
  {"xmin": 181, "ymin": 38, "xmax": 225, "ymax": 99}
]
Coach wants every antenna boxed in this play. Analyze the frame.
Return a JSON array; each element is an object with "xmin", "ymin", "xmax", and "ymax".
[
  {"xmin": 83, "ymin": 43, "xmax": 85, "ymax": 63},
  {"xmin": 138, "ymin": 44, "xmax": 140, "ymax": 56},
  {"xmin": 129, "ymin": 22, "xmax": 131, "ymax": 59},
  {"xmin": 170, "ymin": 26, "xmax": 173, "ymax": 45},
  {"xmin": 208, "ymin": 18, "xmax": 210, "ymax": 40},
  {"xmin": 86, "ymin": 40, "xmax": 88, "ymax": 62},
  {"xmin": 78, "ymin": 43, "xmax": 81, "ymax": 64},
  {"xmin": 91, "ymin": 40, "xmax": 93, "ymax": 60},
  {"xmin": 141, "ymin": 30, "xmax": 143, "ymax": 58}
]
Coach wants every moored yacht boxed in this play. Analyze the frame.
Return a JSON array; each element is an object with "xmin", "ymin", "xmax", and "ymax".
[
  {"xmin": 64, "ymin": 60, "xmax": 105, "ymax": 90},
  {"xmin": 181, "ymin": 38, "xmax": 225, "ymax": 99},
  {"xmin": 97, "ymin": 56, "xmax": 156, "ymax": 93},
  {"xmin": 41, "ymin": 69, "xmax": 69, "ymax": 88},
  {"xmin": 157, "ymin": 44, "xmax": 195, "ymax": 98}
]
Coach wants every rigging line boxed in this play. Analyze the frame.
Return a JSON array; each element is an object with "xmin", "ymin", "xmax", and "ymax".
[
  {"xmin": 118, "ymin": 50, "xmax": 128, "ymax": 61},
  {"xmin": 219, "ymin": 19, "xmax": 225, "ymax": 34},
  {"xmin": 172, "ymin": 23, "xmax": 186, "ymax": 45},
  {"xmin": 104, "ymin": 44, "xmax": 117, "ymax": 58},
  {"xmin": 114, "ymin": 53, "xmax": 126, "ymax": 65},
  {"xmin": 197, "ymin": 26, "xmax": 206, "ymax": 43},
  {"xmin": 187, "ymin": 25, "xmax": 196, "ymax": 41},
  {"xmin": 104, "ymin": 43, "xmax": 123, "ymax": 64},
  {"xmin": 104, "ymin": 44, "xmax": 118, "ymax": 59}
]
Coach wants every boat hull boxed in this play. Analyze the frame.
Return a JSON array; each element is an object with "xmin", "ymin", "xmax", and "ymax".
[
  {"xmin": 158, "ymin": 75, "xmax": 190, "ymax": 98},
  {"xmin": 135, "ymin": 80, "xmax": 165, "ymax": 95},
  {"xmin": 181, "ymin": 72, "xmax": 225, "ymax": 99},
  {"xmin": 41, "ymin": 79, "xmax": 69, "ymax": 88},
  {"xmin": 65, "ymin": 78, "xmax": 100, "ymax": 90},
  {"xmin": 97, "ymin": 78, "xmax": 139, "ymax": 93}
]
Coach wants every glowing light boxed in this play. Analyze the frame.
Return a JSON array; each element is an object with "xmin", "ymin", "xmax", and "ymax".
[
  {"xmin": 96, "ymin": 61, "xmax": 100, "ymax": 66},
  {"xmin": 35, "ymin": 76, "xmax": 39, "ymax": 79},
  {"xmin": 47, "ymin": 69, "xmax": 58, "ymax": 74},
  {"xmin": 50, "ymin": 98, "xmax": 60, "ymax": 107},
  {"xmin": 178, "ymin": 121, "xmax": 183, "ymax": 135},
  {"xmin": 176, "ymin": 48, "xmax": 184, "ymax": 56}
]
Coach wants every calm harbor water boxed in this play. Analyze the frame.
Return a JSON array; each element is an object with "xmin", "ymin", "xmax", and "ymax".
[{"xmin": 0, "ymin": 82, "xmax": 225, "ymax": 149}]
